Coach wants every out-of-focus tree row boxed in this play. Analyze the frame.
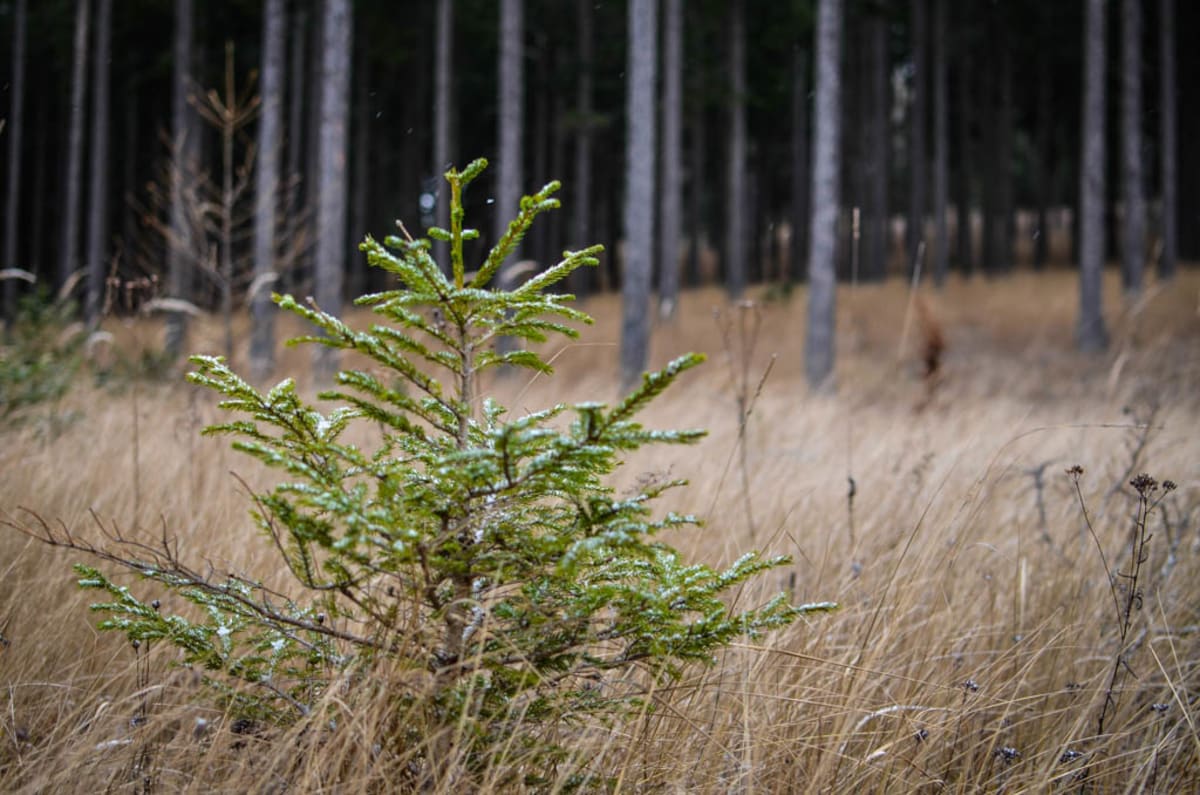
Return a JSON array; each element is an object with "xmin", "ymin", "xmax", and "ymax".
[{"xmin": 0, "ymin": 0, "xmax": 1193, "ymax": 380}]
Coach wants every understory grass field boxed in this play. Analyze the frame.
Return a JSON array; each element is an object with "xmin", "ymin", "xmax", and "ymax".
[{"xmin": 2, "ymin": 268, "xmax": 1198, "ymax": 792}]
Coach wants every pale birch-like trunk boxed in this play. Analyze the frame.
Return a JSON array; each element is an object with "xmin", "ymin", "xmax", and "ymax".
[
  {"xmin": 658, "ymin": 0, "xmax": 683, "ymax": 318},
  {"xmin": 251, "ymin": 0, "xmax": 286, "ymax": 380},
  {"xmin": 314, "ymin": 0, "xmax": 353, "ymax": 380},
  {"xmin": 495, "ymin": 0, "xmax": 524, "ymax": 260},
  {"xmin": 85, "ymin": 0, "xmax": 112, "ymax": 324},
  {"xmin": 432, "ymin": 0, "xmax": 454, "ymax": 269},
  {"xmin": 805, "ymin": 0, "xmax": 843, "ymax": 389},
  {"xmin": 725, "ymin": 0, "xmax": 747, "ymax": 298},
  {"xmin": 619, "ymin": 0, "xmax": 657, "ymax": 390},
  {"xmin": 165, "ymin": 0, "xmax": 194, "ymax": 358}
]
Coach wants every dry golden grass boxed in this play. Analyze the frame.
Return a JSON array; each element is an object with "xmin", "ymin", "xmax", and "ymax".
[{"xmin": 2, "ymin": 268, "xmax": 1199, "ymax": 792}]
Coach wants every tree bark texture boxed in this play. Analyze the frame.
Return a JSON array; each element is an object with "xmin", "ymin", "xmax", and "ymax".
[
  {"xmin": 85, "ymin": 0, "xmax": 112, "ymax": 324},
  {"xmin": 314, "ymin": 0, "xmax": 353, "ymax": 380},
  {"xmin": 806, "ymin": 0, "xmax": 842, "ymax": 390},
  {"xmin": 432, "ymin": 0, "xmax": 454, "ymax": 269},
  {"xmin": 495, "ymin": 0, "xmax": 524, "ymax": 262},
  {"xmin": 619, "ymin": 0, "xmax": 657, "ymax": 390},
  {"xmin": 724, "ymin": 0, "xmax": 747, "ymax": 298},
  {"xmin": 251, "ymin": 0, "xmax": 286, "ymax": 380},
  {"xmin": 165, "ymin": 0, "xmax": 193, "ymax": 358}
]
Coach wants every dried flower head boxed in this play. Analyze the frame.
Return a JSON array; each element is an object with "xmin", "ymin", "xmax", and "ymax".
[
  {"xmin": 995, "ymin": 746, "xmax": 1021, "ymax": 762},
  {"xmin": 1066, "ymin": 464, "xmax": 1084, "ymax": 478},
  {"xmin": 1130, "ymin": 473, "xmax": 1159, "ymax": 496}
]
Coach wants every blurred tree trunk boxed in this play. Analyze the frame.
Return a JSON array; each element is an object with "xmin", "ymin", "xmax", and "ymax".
[
  {"xmin": 954, "ymin": 46, "xmax": 974, "ymax": 276},
  {"xmin": 348, "ymin": 33, "xmax": 369, "ymax": 297},
  {"xmin": 658, "ymin": 0, "xmax": 683, "ymax": 318},
  {"xmin": 399, "ymin": 25, "xmax": 430, "ymax": 254},
  {"xmin": 546, "ymin": 60, "xmax": 567, "ymax": 273},
  {"xmin": 907, "ymin": 0, "xmax": 927, "ymax": 276},
  {"xmin": 725, "ymin": 0, "xmax": 746, "ymax": 298},
  {"xmin": 981, "ymin": 26, "xmax": 1012, "ymax": 277},
  {"xmin": 1033, "ymin": 49, "xmax": 1051, "ymax": 270},
  {"xmin": 806, "ymin": 0, "xmax": 842, "ymax": 390},
  {"xmin": 862, "ymin": 6, "xmax": 888, "ymax": 282},
  {"xmin": 686, "ymin": 56, "xmax": 707, "ymax": 287},
  {"xmin": 251, "ymin": 0, "xmax": 286, "ymax": 380},
  {"xmin": 1078, "ymin": 0, "xmax": 1109, "ymax": 352},
  {"xmin": 85, "ymin": 0, "xmax": 112, "ymax": 325},
  {"xmin": 620, "ymin": 0, "xmax": 657, "ymax": 390},
  {"xmin": 494, "ymin": 0, "xmax": 523, "ymax": 361},
  {"xmin": 29, "ymin": 69, "xmax": 48, "ymax": 280},
  {"xmin": 217, "ymin": 45, "xmax": 236, "ymax": 361},
  {"xmin": 314, "ymin": 0, "xmax": 352, "ymax": 380},
  {"xmin": 996, "ymin": 35, "xmax": 1014, "ymax": 273},
  {"xmin": 283, "ymin": 4, "xmax": 307, "ymax": 294},
  {"xmin": 495, "ymin": 0, "xmax": 524, "ymax": 262},
  {"xmin": 304, "ymin": 8, "xmax": 324, "ymax": 291},
  {"xmin": 1121, "ymin": 0, "xmax": 1145, "ymax": 295},
  {"xmin": 165, "ymin": 0, "xmax": 194, "ymax": 358},
  {"xmin": 980, "ymin": 67, "xmax": 997, "ymax": 275},
  {"xmin": 568, "ymin": 0, "xmax": 594, "ymax": 298},
  {"xmin": 530, "ymin": 27, "xmax": 551, "ymax": 268},
  {"xmin": 931, "ymin": 0, "xmax": 949, "ymax": 287},
  {"xmin": 789, "ymin": 47, "xmax": 809, "ymax": 285},
  {"xmin": 1159, "ymin": 0, "xmax": 1177, "ymax": 280},
  {"xmin": 120, "ymin": 80, "xmax": 138, "ymax": 280},
  {"xmin": 847, "ymin": 12, "xmax": 864, "ymax": 282},
  {"xmin": 431, "ymin": 0, "xmax": 454, "ymax": 269},
  {"xmin": 3, "ymin": 0, "xmax": 27, "ymax": 320},
  {"xmin": 58, "ymin": 0, "xmax": 90, "ymax": 293}
]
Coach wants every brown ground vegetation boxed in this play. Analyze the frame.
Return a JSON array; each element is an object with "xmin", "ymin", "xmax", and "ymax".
[{"xmin": 2, "ymin": 268, "xmax": 1198, "ymax": 791}]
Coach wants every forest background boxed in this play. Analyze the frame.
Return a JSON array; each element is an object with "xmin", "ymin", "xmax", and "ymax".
[
  {"xmin": 2, "ymin": 1, "xmax": 1199, "ymax": 792},
  {"xmin": 0, "ymin": 0, "xmax": 1196, "ymax": 377}
]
